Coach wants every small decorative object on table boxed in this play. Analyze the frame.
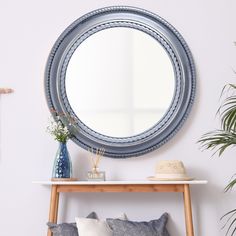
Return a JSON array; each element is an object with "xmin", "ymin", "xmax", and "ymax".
[
  {"xmin": 87, "ymin": 148, "xmax": 106, "ymax": 181},
  {"xmin": 147, "ymin": 160, "xmax": 194, "ymax": 181},
  {"xmin": 47, "ymin": 113, "xmax": 76, "ymax": 181}
]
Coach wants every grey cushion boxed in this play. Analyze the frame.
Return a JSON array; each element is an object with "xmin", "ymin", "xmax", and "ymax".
[
  {"xmin": 47, "ymin": 212, "xmax": 97, "ymax": 236},
  {"xmin": 106, "ymin": 213, "xmax": 170, "ymax": 236}
]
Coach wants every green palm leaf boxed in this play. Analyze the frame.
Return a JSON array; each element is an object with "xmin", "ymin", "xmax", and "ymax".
[
  {"xmin": 224, "ymin": 175, "xmax": 236, "ymax": 192},
  {"xmin": 221, "ymin": 209, "xmax": 236, "ymax": 230},
  {"xmin": 198, "ymin": 130, "xmax": 236, "ymax": 156},
  {"xmin": 218, "ymin": 84, "xmax": 236, "ymax": 131},
  {"xmin": 199, "ymin": 84, "xmax": 236, "ymax": 156},
  {"xmin": 221, "ymin": 209, "xmax": 236, "ymax": 236}
]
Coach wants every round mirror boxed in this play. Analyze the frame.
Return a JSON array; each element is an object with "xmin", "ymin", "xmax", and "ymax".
[
  {"xmin": 45, "ymin": 6, "xmax": 196, "ymax": 158},
  {"xmin": 66, "ymin": 27, "xmax": 175, "ymax": 137}
]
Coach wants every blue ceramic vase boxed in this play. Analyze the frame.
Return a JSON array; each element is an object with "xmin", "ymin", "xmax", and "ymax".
[{"xmin": 52, "ymin": 142, "xmax": 72, "ymax": 179}]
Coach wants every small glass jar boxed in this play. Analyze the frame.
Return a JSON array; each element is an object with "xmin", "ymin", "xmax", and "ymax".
[{"xmin": 87, "ymin": 167, "xmax": 106, "ymax": 181}]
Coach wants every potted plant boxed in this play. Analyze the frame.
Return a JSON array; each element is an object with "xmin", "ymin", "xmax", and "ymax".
[
  {"xmin": 47, "ymin": 113, "xmax": 74, "ymax": 180},
  {"xmin": 199, "ymin": 84, "xmax": 236, "ymax": 235}
]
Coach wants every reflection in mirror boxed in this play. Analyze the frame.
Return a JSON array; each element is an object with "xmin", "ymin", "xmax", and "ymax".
[{"xmin": 66, "ymin": 27, "xmax": 175, "ymax": 137}]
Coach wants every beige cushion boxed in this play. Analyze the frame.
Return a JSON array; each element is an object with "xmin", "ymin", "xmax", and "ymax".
[{"xmin": 75, "ymin": 218, "xmax": 112, "ymax": 236}]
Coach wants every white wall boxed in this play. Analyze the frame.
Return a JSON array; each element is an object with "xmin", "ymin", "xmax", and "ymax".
[{"xmin": 0, "ymin": 0, "xmax": 236, "ymax": 235}]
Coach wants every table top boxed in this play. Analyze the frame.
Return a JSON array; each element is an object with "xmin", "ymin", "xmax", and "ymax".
[{"xmin": 33, "ymin": 180, "xmax": 208, "ymax": 185}]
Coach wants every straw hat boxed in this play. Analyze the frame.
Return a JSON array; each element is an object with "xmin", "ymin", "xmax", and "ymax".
[{"xmin": 147, "ymin": 160, "xmax": 194, "ymax": 181}]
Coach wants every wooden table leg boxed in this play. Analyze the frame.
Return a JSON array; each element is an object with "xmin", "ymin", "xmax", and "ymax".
[
  {"xmin": 54, "ymin": 190, "xmax": 60, "ymax": 222},
  {"xmin": 47, "ymin": 185, "xmax": 59, "ymax": 236},
  {"xmin": 183, "ymin": 184, "xmax": 194, "ymax": 236}
]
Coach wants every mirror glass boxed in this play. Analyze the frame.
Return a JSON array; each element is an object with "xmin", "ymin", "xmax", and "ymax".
[{"xmin": 66, "ymin": 27, "xmax": 175, "ymax": 137}]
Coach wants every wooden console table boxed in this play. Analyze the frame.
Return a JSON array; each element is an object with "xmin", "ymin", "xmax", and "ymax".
[{"xmin": 34, "ymin": 180, "xmax": 207, "ymax": 236}]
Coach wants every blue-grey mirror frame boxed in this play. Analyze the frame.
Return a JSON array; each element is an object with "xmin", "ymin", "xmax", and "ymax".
[{"xmin": 45, "ymin": 6, "xmax": 196, "ymax": 158}]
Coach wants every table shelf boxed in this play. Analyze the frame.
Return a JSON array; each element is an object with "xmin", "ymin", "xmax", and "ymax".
[{"xmin": 34, "ymin": 180, "xmax": 207, "ymax": 236}]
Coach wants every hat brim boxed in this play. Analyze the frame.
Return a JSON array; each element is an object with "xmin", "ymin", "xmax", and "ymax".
[{"xmin": 147, "ymin": 176, "xmax": 194, "ymax": 181}]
